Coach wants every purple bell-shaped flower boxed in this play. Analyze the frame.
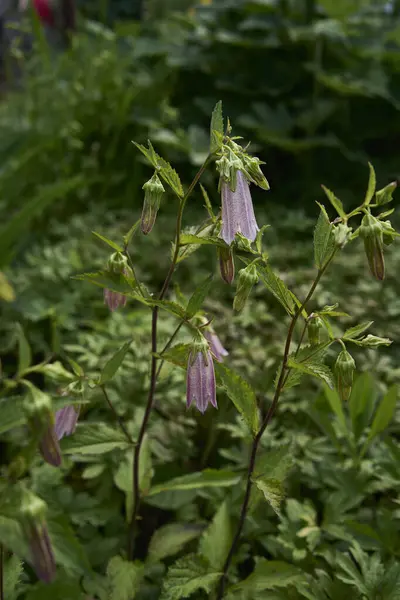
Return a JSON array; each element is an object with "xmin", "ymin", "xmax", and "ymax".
[
  {"xmin": 220, "ymin": 170, "xmax": 259, "ymax": 245},
  {"xmin": 186, "ymin": 338, "xmax": 217, "ymax": 414}
]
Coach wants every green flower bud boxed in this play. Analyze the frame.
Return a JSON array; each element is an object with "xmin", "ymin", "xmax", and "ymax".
[
  {"xmin": 375, "ymin": 181, "xmax": 397, "ymax": 206},
  {"xmin": 233, "ymin": 264, "xmax": 258, "ymax": 313},
  {"xmin": 359, "ymin": 213, "xmax": 385, "ymax": 281},
  {"xmin": 216, "ymin": 149, "xmax": 243, "ymax": 192},
  {"xmin": 334, "ymin": 349, "xmax": 356, "ymax": 401},
  {"xmin": 23, "ymin": 385, "xmax": 52, "ymax": 421},
  {"xmin": 308, "ymin": 315, "xmax": 323, "ymax": 346},
  {"xmin": 242, "ymin": 155, "xmax": 270, "ymax": 191},
  {"xmin": 107, "ymin": 251, "xmax": 129, "ymax": 274},
  {"xmin": 218, "ymin": 245, "xmax": 235, "ymax": 285},
  {"xmin": 141, "ymin": 172, "xmax": 165, "ymax": 235},
  {"xmin": 333, "ymin": 223, "xmax": 352, "ymax": 249},
  {"xmin": 381, "ymin": 220, "xmax": 397, "ymax": 247}
]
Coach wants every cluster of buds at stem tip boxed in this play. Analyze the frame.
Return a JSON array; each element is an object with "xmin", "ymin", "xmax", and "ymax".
[
  {"xmin": 104, "ymin": 252, "xmax": 132, "ymax": 312},
  {"xmin": 141, "ymin": 172, "xmax": 165, "ymax": 235},
  {"xmin": 233, "ymin": 264, "xmax": 258, "ymax": 313},
  {"xmin": 19, "ymin": 491, "xmax": 56, "ymax": 583},
  {"xmin": 201, "ymin": 317, "xmax": 229, "ymax": 363},
  {"xmin": 23, "ymin": 385, "xmax": 62, "ymax": 467},
  {"xmin": 307, "ymin": 314, "xmax": 323, "ymax": 346},
  {"xmin": 359, "ymin": 213, "xmax": 385, "ymax": 281},
  {"xmin": 218, "ymin": 245, "xmax": 235, "ymax": 284},
  {"xmin": 186, "ymin": 336, "xmax": 217, "ymax": 413},
  {"xmin": 334, "ymin": 348, "xmax": 356, "ymax": 402}
]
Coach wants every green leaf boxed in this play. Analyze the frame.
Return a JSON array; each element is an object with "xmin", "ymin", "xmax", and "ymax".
[
  {"xmin": 186, "ymin": 275, "xmax": 213, "ymax": 318},
  {"xmin": 253, "ymin": 478, "xmax": 285, "ymax": 516},
  {"xmin": 367, "ymin": 385, "xmax": 397, "ymax": 445},
  {"xmin": 133, "ymin": 141, "xmax": 183, "ymax": 198},
  {"xmin": 214, "ymin": 363, "xmax": 259, "ymax": 435},
  {"xmin": 210, "ymin": 101, "xmax": 224, "ymax": 153},
  {"xmin": 25, "ymin": 578, "xmax": 85, "ymax": 600},
  {"xmin": 159, "ymin": 343, "xmax": 191, "ymax": 369},
  {"xmin": 61, "ymin": 423, "xmax": 130, "ymax": 455},
  {"xmin": 323, "ymin": 385, "xmax": 347, "ymax": 430},
  {"xmin": 364, "ymin": 162, "xmax": 376, "ymax": 206},
  {"xmin": 0, "ymin": 397, "xmax": 26, "ymax": 435},
  {"xmin": 149, "ymin": 469, "xmax": 240, "ymax": 496},
  {"xmin": 47, "ymin": 515, "xmax": 90, "ymax": 576},
  {"xmin": 350, "ymin": 334, "xmax": 392, "ymax": 347},
  {"xmin": 0, "ymin": 515, "xmax": 27, "ymax": 557},
  {"xmin": 288, "ymin": 358, "xmax": 334, "ymax": 389},
  {"xmin": 160, "ymin": 554, "xmax": 220, "ymax": 600},
  {"xmin": 232, "ymin": 559, "xmax": 306, "ymax": 593},
  {"xmin": 252, "ymin": 445, "xmax": 293, "ymax": 515},
  {"xmin": 314, "ymin": 203, "xmax": 335, "ymax": 269},
  {"xmin": 72, "ymin": 270, "xmax": 136, "ymax": 295},
  {"xmin": 343, "ymin": 321, "xmax": 374, "ymax": 340},
  {"xmin": 67, "ymin": 357, "xmax": 84, "ymax": 377},
  {"xmin": 92, "ymin": 231, "xmax": 123, "ymax": 252},
  {"xmin": 199, "ymin": 501, "xmax": 232, "ymax": 571},
  {"xmin": 107, "ymin": 556, "xmax": 144, "ymax": 600},
  {"xmin": 99, "ymin": 340, "xmax": 132, "ymax": 385},
  {"xmin": 256, "ymin": 263, "xmax": 295, "ymax": 315},
  {"xmin": 282, "ymin": 343, "xmax": 330, "ymax": 390},
  {"xmin": 148, "ymin": 523, "xmax": 203, "ymax": 564},
  {"xmin": 179, "ymin": 233, "xmax": 225, "ymax": 248},
  {"xmin": 4, "ymin": 554, "xmax": 23, "ymax": 600},
  {"xmin": 149, "ymin": 299, "xmax": 187, "ymax": 320},
  {"xmin": 16, "ymin": 324, "xmax": 32, "ymax": 375},
  {"xmin": 349, "ymin": 373, "xmax": 376, "ymax": 440},
  {"xmin": 321, "ymin": 185, "xmax": 346, "ymax": 219}
]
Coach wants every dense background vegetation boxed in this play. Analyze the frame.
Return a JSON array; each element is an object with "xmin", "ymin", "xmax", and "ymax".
[{"xmin": 1, "ymin": 0, "xmax": 400, "ymax": 598}]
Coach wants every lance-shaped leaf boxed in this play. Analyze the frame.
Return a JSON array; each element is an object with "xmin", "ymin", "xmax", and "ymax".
[
  {"xmin": 350, "ymin": 334, "xmax": 392, "ymax": 347},
  {"xmin": 364, "ymin": 162, "xmax": 376, "ymax": 206},
  {"xmin": 16, "ymin": 325, "xmax": 32, "ymax": 376},
  {"xmin": 180, "ymin": 233, "xmax": 226, "ymax": 248},
  {"xmin": 133, "ymin": 141, "xmax": 183, "ymax": 198},
  {"xmin": 199, "ymin": 501, "xmax": 232, "ymax": 571},
  {"xmin": 61, "ymin": 423, "xmax": 131, "ymax": 455},
  {"xmin": 92, "ymin": 231, "xmax": 123, "ymax": 252},
  {"xmin": 314, "ymin": 203, "xmax": 335, "ymax": 269},
  {"xmin": 364, "ymin": 385, "xmax": 398, "ymax": 449},
  {"xmin": 158, "ymin": 344, "xmax": 191, "ymax": 369},
  {"xmin": 252, "ymin": 445, "xmax": 294, "ymax": 515},
  {"xmin": 72, "ymin": 270, "xmax": 137, "ymax": 295},
  {"xmin": 343, "ymin": 321, "xmax": 374, "ymax": 340},
  {"xmin": 288, "ymin": 357, "xmax": 334, "ymax": 389},
  {"xmin": 210, "ymin": 101, "xmax": 224, "ymax": 153},
  {"xmin": 99, "ymin": 341, "xmax": 132, "ymax": 384},
  {"xmin": 256, "ymin": 263, "xmax": 295, "ymax": 315},
  {"xmin": 215, "ymin": 363, "xmax": 259, "ymax": 435},
  {"xmin": 148, "ymin": 469, "xmax": 240, "ymax": 496},
  {"xmin": 186, "ymin": 275, "xmax": 213, "ymax": 318},
  {"xmin": 148, "ymin": 523, "xmax": 203, "ymax": 564},
  {"xmin": 321, "ymin": 185, "xmax": 346, "ymax": 219}
]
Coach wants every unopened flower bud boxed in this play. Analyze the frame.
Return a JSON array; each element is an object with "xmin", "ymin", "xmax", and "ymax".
[
  {"xmin": 242, "ymin": 155, "xmax": 270, "ymax": 191},
  {"xmin": 19, "ymin": 491, "xmax": 56, "ymax": 583},
  {"xmin": 334, "ymin": 349, "xmax": 356, "ymax": 401},
  {"xmin": 375, "ymin": 181, "xmax": 397, "ymax": 205},
  {"xmin": 107, "ymin": 252, "xmax": 129, "ymax": 273},
  {"xmin": 186, "ymin": 337, "xmax": 217, "ymax": 413},
  {"xmin": 333, "ymin": 223, "xmax": 352, "ymax": 249},
  {"xmin": 308, "ymin": 315, "xmax": 323, "ymax": 346},
  {"xmin": 141, "ymin": 172, "xmax": 165, "ymax": 234},
  {"xmin": 233, "ymin": 264, "xmax": 258, "ymax": 313},
  {"xmin": 104, "ymin": 252, "xmax": 131, "ymax": 312},
  {"xmin": 359, "ymin": 214, "xmax": 385, "ymax": 281},
  {"xmin": 381, "ymin": 220, "xmax": 397, "ymax": 247},
  {"xmin": 218, "ymin": 246, "xmax": 235, "ymax": 284},
  {"xmin": 23, "ymin": 386, "xmax": 61, "ymax": 467}
]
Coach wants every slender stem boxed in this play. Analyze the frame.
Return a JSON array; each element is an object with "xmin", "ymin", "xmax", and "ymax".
[
  {"xmin": 100, "ymin": 385, "xmax": 133, "ymax": 445},
  {"xmin": 217, "ymin": 260, "xmax": 332, "ymax": 599},
  {"xmin": 124, "ymin": 248, "xmax": 146, "ymax": 298},
  {"xmin": 156, "ymin": 321, "xmax": 184, "ymax": 380},
  {"xmin": 128, "ymin": 157, "xmax": 212, "ymax": 559}
]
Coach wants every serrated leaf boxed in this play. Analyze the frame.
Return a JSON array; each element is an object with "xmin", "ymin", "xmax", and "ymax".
[
  {"xmin": 92, "ymin": 231, "xmax": 123, "ymax": 252},
  {"xmin": 321, "ymin": 185, "xmax": 346, "ymax": 219},
  {"xmin": 159, "ymin": 343, "xmax": 191, "ymax": 369},
  {"xmin": 256, "ymin": 263, "xmax": 295, "ymax": 315},
  {"xmin": 253, "ymin": 478, "xmax": 285, "ymax": 515},
  {"xmin": 61, "ymin": 423, "xmax": 130, "ymax": 455},
  {"xmin": 4, "ymin": 554, "xmax": 23, "ymax": 600},
  {"xmin": 350, "ymin": 334, "xmax": 392, "ymax": 347},
  {"xmin": 99, "ymin": 341, "xmax": 132, "ymax": 384},
  {"xmin": 160, "ymin": 554, "xmax": 220, "ymax": 600},
  {"xmin": 200, "ymin": 501, "xmax": 232, "ymax": 571},
  {"xmin": 288, "ymin": 358, "xmax": 334, "ymax": 389},
  {"xmin": 186, "ymin": 275, "xmax": 213, "ymax": 317},
  {"xmin": 232, "ymin": 559, "xmax": 306, "ymax": 593},
  {"xmin": 210, "ymin": 100, "xmax": 224, "ymax": 153},
  {"xmin": 214, "ymin": 363, "xmax": 259, "ymax": 435},
  {"xmin": 133, "ymin": 141, "xmax": 183, "ymax": 198},
  {"xmin": 107, "ymin": 556, "xmax": 144, "ymax": 600},
  {"xmin": 47, "ymin": 515, "xmax": 90, "ymax": 575},
  {"xmin": 180, "ymin": 233, "xmax": 225, "ymax": 248},
  {"xmin": 364, "ymin": 162, "xmax": 376, "ymax": 206},
  {"xmin": 343, "ymin": 321, "xmax": 374, "ymax": 340},
  {"xmin": 72, "ymin": 270, "xmax": 136, "ymax": 295},
  {"xmin": 148, "ymin": 523, "xmax": 203, "ymax": 564},
  {"xmin": 200, "ymin": 185, "xmax": 216, "ymax": 221},
  {"xmin": 314, "ymin": 203, "xmax": 335, "ymax": 269},
  {"xmin": 281, "ymin": 343, "xmax": 330, "ymax": 390},
  {"xmin": 149, "ymin": 469, "xmax": 240, "ymax": 496},
  {"xmin": 149, "ymin": 299, "xmax": 187, "ymax": 320},
  {"xmin": 366, "ymin": 385, "xmax": 397, "ymax": 445},
  {"xmin": 16, "ymin": 324, "xmax": 32, "ymax": 375}
]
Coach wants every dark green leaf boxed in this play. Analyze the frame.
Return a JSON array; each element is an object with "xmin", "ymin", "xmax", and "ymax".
[
  {"xmin": 133, "ymin": 141, "xmax": 183, "ymax": 198},
  {"xmin": 186, "ymin": 275, "xmax": 213, "ymax": 318},
  {"xmin": 149, "ymin": 469, "xmax": 240, "ymax": 496},
  {"xmin": 210, "ymin": 100, "xmax": 224, "ymax": 153},
  {"xmin": 148, "ymin": 523, "xmax": 203, "ymax": 564},
  {"xmin": 47, "ymin": 515, "xmax": 90, "ymax": 575},
  {"xmin": 16, "ymin": 324, "xmax": 32, "ymax": 375},
  {"xmin": 92, "ymin": 231, "xmax": 123, "ymax": 252},
  {"xmin": 343, "ymin": 321, "xmax": 374, "ymax": 340},
  {"xmin": 253, "ymin": 478, "xmax": 285, "ymax": 515},
  {"xmin": 106, "ymin": 556, "xmax": 144, "ymax": 600},
  {"xmin": 321, "ymin": 185, "xmax": 346, "ymax": 219},
  {"xmin": 72, "ymin": 270, "xmax": 136, "ymax": 295},
  {"xmin": 159, "ymin": 344, "xmax": 191, "ymax": 369},
  {"xmin": 288, "ymin": 358, "xmax": 334, "ymax": 389},
  {"xmin": 367, "ymin": 385, "xmax": 397, "ymax": 444},
  {"xmin": 256, "ymin": 263, "xmax": 295, "ymax": 315},
  {"xmin": 199, "ymin": 501, "xmax": 232, "ymax": 571},
  {"xmin": 232, "ymin": 559, "xmax": 306, "ymax": 593},
  {"xmin": 99, "ymin": 341, "xmax": 132, "ymax": 384},
  {"xmin": 215, "ymin": 363, "xmax": 259, "ymax": 435},
  {"xmin": 314, "ymin": 203, "xmax": 335, "ymax": 269},
  {"xmin": 364, "ymin": 162, "xmax": 376, "ymax": 206},
  {"xmin": 61, "ymin": 423, "xmax": 130, "ymax": 455}
]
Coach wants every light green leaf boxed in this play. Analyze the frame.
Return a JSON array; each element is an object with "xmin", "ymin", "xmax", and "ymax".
[
  {"xmin": 343, "ymin": 321, "xmax": 374, "ymax": 340},
  {"xmin": 350, "ymin": 334, "xmax": 392, "ymax": 347},
  {"xmin": 253, "ymin": 478, "xmax": 285, "ymax": 516},
  {"xmin": 160, "ymin": 554, "xmax": 220, "ymax": 600},
  {"xmin": 25, "ymin": 578, "xmax": 85, "ymax": 600},
  {"xmin": 349, "ymin": 372, "xmax": 376, "ymax": 440},
  {"xmin": 0, "ymin": 515, "xmax": 27, "ymax": 558},
  {"xmin": 288, "ymin": 358, "xmax": 334, "ymax": 389},
  {"xmin": 159, "ymin": 343, "xmax": 191, "ymax": 369},
  {"xmin": 0, "ymin": 397, "xmax": 26, "ymax": 435},
  {"xmin": 99, "ymin": 341, "xmax": 132, "ymax": 384},
  {"xmin": 232, "ymin": 559, "xmax": 306, "ymax": 593},
  {"xmin": 133, "ymin": 141, "xmax": 183, "ymax": 198},
  {"xmin": 67, "ymin": 357, "xmax": 84, "ymax": 377},
  {"xmin": 4, "ymin": 554, "xmax": 23, "ymax": 600},
  {"xmin": 199, "ymin": 501, "xmax": 232, "ymax": 571},
  {"xmin": 179, "ymin": 233, "xmax": 225, "ymax": 248},
  {"xmin": 364, "ymin": 162, "xmax": 376, "ymax": 206},
  {"xmin": 323, "ymin": 386, "xmax": 347, "ymax": 430},
  {"xmin": 16, "ymin": 324, "xmax": 32, "ymax": 375},
  {"xmin": 61, "ymin": 423, "xmax": 130, "ymax": 455},
  {"xmin": 107, "ymin": 556, "xmax": 144, "ymax": 600},
  {"xmin": 252, "ymin": 445, "xmax": 293, "ymax": 514},
  {"xmin": 214, "ymin": 363, "xmax": 259, "ymax": 435},
  {"xmin": 149, "ymin": 469, "xmax": 240, "ymax": 496},
  {"xmin": 148, "ymin": 523, "xmax": 203, "ymax": 564},
  {"xmin": 367, "ymin": 385, "xmax": 397, "ymax": 445},
  {"xmin": 321, "ymin": 185, "xmax": 346, "ymax": 219},
  {"xmin": 186, "ymin": 275, "xmax": 213, "ymax": 318},
  {"xmin": 256, "ymin": 263, "xmax": 295, "ymax": 315},
  {"xmin": 314, "ymin": 203, "xmax": 335, "ymax": 269},
  {"xmin": 92, "ymin": 231, "xmax": 123, "ymax": 252},
  {"xmin": 210, "ymin": 100, "xmax": 224, "ymax": 153},
  {"xmin": 72, "ymin": 270, "xmax": 136, "ymax": 295},
  {"xmin": 47, "ymin": 515, "xmax": 90, "ymax": 575}
]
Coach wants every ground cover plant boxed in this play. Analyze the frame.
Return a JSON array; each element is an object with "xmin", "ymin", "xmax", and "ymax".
[{"xmin": 0, "ymin": 101, "xmax": 399, "ymax": 600}]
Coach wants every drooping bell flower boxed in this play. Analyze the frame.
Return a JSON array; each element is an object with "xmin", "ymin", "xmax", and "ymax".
[
  {"xmin": 218, "ymin": 245, "xmax": 235, "ymax": 284},
  {"xmin": 20, "ymin": 491, "xmax": 56, "ymax": 583},
  {"xmin": 220, "ymin": 170, "xmax": 259, "ymax": 245},
  {"xmin": 203, "ymin": 326, "xmax": 228, "ymax": 363},
  {"xmin": 23, "ymin": 384, "xmax": 61, "ymax": 467},
  {"xmin": 54, "ymin": 405, "xmax": 79, "ymax": 440},
  {"xmin": 104, "ymin": 252, "xmax": 132, "ymax": 312},
  {"xmin": 186, "ymin": 337, "xmax": 217, "ymax": 413},
  {"xmin": 38, "ymin": 419, "xmax": 62, "ymax": 467}
]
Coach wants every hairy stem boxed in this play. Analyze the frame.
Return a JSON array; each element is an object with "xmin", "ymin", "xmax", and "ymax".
[
  {"xmin": 217, "ymin": 261, "xmax": 331, "ymax": 598},
  {"xmin": 128, "ymin": 157, "xmax": 211, "ymax": 559}
]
